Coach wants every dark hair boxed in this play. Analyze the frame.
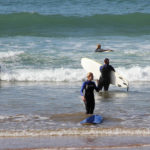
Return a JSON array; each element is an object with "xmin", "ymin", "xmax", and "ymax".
[{"xmin": 104, "ymin": 58, "xmax": 109, "ymax": 64}]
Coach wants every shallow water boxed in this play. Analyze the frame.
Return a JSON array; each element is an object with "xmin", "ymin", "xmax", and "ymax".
[
  {"xmin": 1, "ymin": 136, "xmax": 150, "ymax": 150},
  {"xmin": 0, "ymin": 81, "xmax": 149, "ymax": 137}
]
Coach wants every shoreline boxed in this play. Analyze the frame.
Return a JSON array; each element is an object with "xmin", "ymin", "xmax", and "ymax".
[
  {"xmin": 1, "ymin": 135, "xmax": 150, "ymax": 150},
  {"xmin": 2, "ymin": 127, "xmax": 150, "ymax": 137}
]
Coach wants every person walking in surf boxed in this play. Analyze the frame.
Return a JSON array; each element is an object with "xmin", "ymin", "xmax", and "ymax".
[
  {"xmin": 98, "ymin": 58, "xmax": 115, "ymax": 91},
  {"xmin": 80, "ymin": 72, "xmax": 99, "ymax": 114}
]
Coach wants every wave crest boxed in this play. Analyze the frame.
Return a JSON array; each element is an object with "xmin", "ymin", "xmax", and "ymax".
[
  {"xmin": 117, "ymin": 66, "xmax": 150, "ymax": 82},
  {"xmin": 0, "ymin": 68, "xmax": 85, "ymax": 82},
  {"xmin": 0, "ymin": 66, "xmax": 150, "ymax": 82}
]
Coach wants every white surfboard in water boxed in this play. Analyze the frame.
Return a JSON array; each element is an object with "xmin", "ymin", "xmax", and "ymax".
[{"xmin": 81, "ymin": 57, "xmax": 129, "ymax": 90}]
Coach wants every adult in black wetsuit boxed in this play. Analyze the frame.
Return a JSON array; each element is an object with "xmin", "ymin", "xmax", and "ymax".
[
  {"xmin": 98, "ymin": 58, "xmax": 115, "ymax": 91},
  {"xmin": 80, "ymin": 72, "xmax": 99, "ymax": 114}
]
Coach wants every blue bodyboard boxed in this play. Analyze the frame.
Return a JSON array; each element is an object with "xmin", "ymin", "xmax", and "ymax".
[{"xmin": 80, "ymin": 115, "xmax": 103, "ymax": 124}]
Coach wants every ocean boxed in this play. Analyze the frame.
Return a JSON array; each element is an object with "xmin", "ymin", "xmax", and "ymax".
[{"xmin": 0, "ymin": 0, "xmax": 150, "ymax": 149}]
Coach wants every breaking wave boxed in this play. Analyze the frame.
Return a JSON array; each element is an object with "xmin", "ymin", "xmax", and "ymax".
[
  {"xmin": 0, "ymin": 66, "xmax": 150, "ymax": 82},
  {"xmin": 0, "ymin": 68, "xmax": 85, "ymax": 82}
]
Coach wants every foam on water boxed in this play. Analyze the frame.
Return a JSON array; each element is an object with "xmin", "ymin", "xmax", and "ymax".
[
  {"xmin": 0, "ymin": 114, "xmax": 51, "ymax": 123},
  {"xmin": 0, "ymin": 51, "xmax": 24, "ymax": 59},
  {"xmin": 0, "ymin": 66, "xmax": 150, "ymax": 82},
  {"xmin": 1, "ymin": 128, "xmax": 150, "ymax": 137},
  {"xmin": 0, "ymin": 68, "xmax": 85, "ymax": 82},
  {"xmin": 117, "ymin": 66, "xmax": 150, "ymax": 82}
]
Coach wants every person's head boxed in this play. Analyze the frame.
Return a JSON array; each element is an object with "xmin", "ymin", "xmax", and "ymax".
[
  {"xmin": 87, "ymin": 72, "xmax": 94, "ymax": 81},
  {"xmin": 104, "ymin": 58, "xmax": 109, "ymax": 65},
  {"xmin": 97, "ymin": 44, "xmax": 101, "ymax": 49}
]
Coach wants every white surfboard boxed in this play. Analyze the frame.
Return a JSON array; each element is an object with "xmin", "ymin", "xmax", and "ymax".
[{"xmin": 81, "ymin": 58, "xmax": 129, "ymax": 90}]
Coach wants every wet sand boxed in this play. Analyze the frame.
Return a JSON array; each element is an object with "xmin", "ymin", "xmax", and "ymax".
[{"xmin": 1, "ymin": 135, "xmax": 150, "ymax": 150}]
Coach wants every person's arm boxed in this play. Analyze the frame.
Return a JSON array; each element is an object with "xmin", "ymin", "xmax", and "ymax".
[
  {"xmin": 80, "ymin": 82, "xmax": 86, "ymax": 102},
  {"xmin": 110, "ymin": 65, "xmax": 115, "ymax": 72},
  {"xmin": 94, "ymin": 82, "xmax": 99, "ymax": 92},
  {"xmin": 100, "ymin": 66, "xmax": 103, "ymax": 73}
]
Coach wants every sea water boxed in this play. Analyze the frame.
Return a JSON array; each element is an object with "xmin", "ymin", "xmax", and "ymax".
[{"xmin": 0, "ymin": 0, "xmax": 150, "ymax": 149}]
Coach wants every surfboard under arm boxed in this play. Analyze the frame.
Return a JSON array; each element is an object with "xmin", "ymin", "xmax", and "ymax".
[{"xmin": 81, "ymin": 57, "xmax": 129, "ymax": 89}]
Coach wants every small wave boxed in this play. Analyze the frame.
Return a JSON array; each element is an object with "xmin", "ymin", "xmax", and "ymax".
[
  {"xmin": 0, "ymin": 51, "xmax": 24, "ymax": 59},
  {"xmin": 0, "ymin": 114, "xmax": 50, "ymax": 123},
  {"xmin": 0, "ymin": 68, "xmax": 85, "ymax": 82},
  {"xmin": 124, "ymin": 49, "xmax": 150, "ymax": 57},
  {"xmin": 1, "ymin": 128, "xmax": 150, "ymax": 137},
  {"xmin": 117, "ymin": 66, "xmax": 150, "ymax": 82},
  {"xmin": 0, "ymin": 66, "xmax": 150, "ymax": 82}
]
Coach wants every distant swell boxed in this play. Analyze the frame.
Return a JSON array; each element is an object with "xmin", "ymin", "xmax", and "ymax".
[{"xmin": 0, "ymin": 12, "xmax": 150, "ymax": 37}]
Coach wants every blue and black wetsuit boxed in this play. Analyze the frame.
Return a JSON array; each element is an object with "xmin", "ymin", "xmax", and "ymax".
[
  {"xmin": 98, "ymin": 64, "xmax": 115, "ymax": 91},
  {"xmin": 80, "ymin": 80, "xmax": 98, "ymax": 114}
]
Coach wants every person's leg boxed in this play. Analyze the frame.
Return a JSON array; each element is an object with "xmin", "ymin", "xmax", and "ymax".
[
  {"xmin": 98, "ymin": 78, "xmax": 104, "ymax": 91},
  {"xmin": 104, "ymin": 84, "xmax": 109, "ymax": 91},
  {"xmin": 84, "ymin": 101, "xmax": 89, "ymax": 114},
  {"xmin": 84, "ymin": 99, "xmax": 91, "ymax": 114},
  {"xmin": 89, "ymin": 100, "xmax": 95, "ymax": 114}
]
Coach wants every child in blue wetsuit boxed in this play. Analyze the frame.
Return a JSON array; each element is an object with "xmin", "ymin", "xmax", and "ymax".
[{"xmin": 80, "ymin": 72, "xmax": 99, "ymax": 114}]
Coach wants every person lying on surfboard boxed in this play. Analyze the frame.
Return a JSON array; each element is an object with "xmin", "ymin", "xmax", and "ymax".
[
  {"xmin": 98, "ymin": 58, "xmax": 115, "ymax": 91},
  {"xmin": 95, "ymin": 44, "xmax": 113, "ymax": 52},
  {"xmin": 80, "ymin": 72, "xmax": 99, "ymax": 114}
]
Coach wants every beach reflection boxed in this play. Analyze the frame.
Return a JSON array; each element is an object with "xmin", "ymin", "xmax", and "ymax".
[{"xmin": 96, "ymin": 91, "xmax": 128, "ymax": 101}]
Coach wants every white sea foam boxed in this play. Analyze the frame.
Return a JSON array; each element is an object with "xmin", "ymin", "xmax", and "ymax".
[
  {"xmin": 0, "ymin": 68, "xmax": 86, "ymax": 82},
  {"xmin": 117, "ymin": 66, "xmax": 150, "ymax": 82},
  {"xmin": 0, "ymin": 51, "xmax": 24, "ymax": 59},
  {"xmin": 0, "ymin": 66, "xmax": 150, "ymax": 82},
  {"xmin": 1, "ymin": 128, "xmax": 150, "ymax": 137}
]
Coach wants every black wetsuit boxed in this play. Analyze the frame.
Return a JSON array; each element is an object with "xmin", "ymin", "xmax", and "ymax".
[
  {"xmin": 95, "ymin": 48, "xmax": 106, "ymax": 52},
  {"xmin": 98, "ymin": 64, "xmax": 115, "ymax": 91},
  {"xmin": 81, "ymin": 81, "xmax": 98, "ymax": 114},
  {"xmin": 95, "ymin": 48, "xmax": 113, "ymax": 52}
]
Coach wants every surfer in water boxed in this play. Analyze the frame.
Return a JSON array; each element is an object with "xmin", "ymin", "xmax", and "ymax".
[
  {"xmin": 80, "ymin": 72, "xmax": 99, "ymax": 114},
  {"xmin": 95, "ymin": 44, "xmax": 113, "ymax": 52},
  {"xmin": 98, "ymin": 58, "xmax": 115, "ymax": 91}
]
